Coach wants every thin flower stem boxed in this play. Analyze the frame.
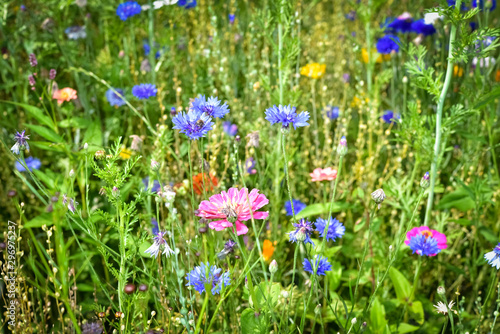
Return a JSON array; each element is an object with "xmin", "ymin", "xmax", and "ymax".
[
  {"xmin": 310, "ymin": 80, "xmax": 320, "ymax": 164},
  {"xmin": 320, "ymin": 155, "xmax": 343, "ymax": 254},
  {"xmin": 398, "ymin": 257, "xmax": 422, "ymax": 326},
  {"xmin": 188, "ymin": 141, "xmax": 195, "ymax": 211},
  {"xmin": 424, "ymin": 0, "xmax": 462, "ymax": 226},
  {"xmin": 194, "ymin": 292, "xmax": 209, "ymax": 334},
  {"xmin": 300, "ymin": 273, "xmax": 316, "ymax": 332},
  {"xmin": 282, "ymin": 245, "xmax": 300, "ymax": 332},
  {"xmin": 281, "ymin": 132, "xmax": 297, "ymax": 224}
]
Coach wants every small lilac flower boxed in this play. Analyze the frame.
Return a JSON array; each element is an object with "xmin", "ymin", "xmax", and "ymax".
[
  {"xmin": 81, "ymin": 322, "xmax": 103, "ymax": 334},
  {"xmin": 265, "ymin": 104, "xmax": 310, "ymax": 129},
  {"xmin": 29, "ymin": 53, "xmax": 37, "ymax": 67},
  {"xmin": 229, "ymin": 14, "xmax": 235, "ymax": 24},
  {"xmin": 172, "ymin": 109, "xmax": 214, "ymax": 140},
  {"xmin": 376, "ymin": 35, "xmax": 400, "ymax": 54},
  {"xmin": 28, "ymin": 74, "xmax": 36, "ymax": 86},
  {"xmin": 143, "ymin": 176, "xmax": 161, "ymax": 192},
  {"xmin": 192, "ymin": 95, "xmax": 230, "ymax": 119},
  {"xmin": 116, "ymin": 1, "xmax": 142, "ymax": 21},
  {"xmin": 132, "ymin": 84, "xmax": 157, "ymax": 99},
  {"xmin": 63, "ymin": 194, "xmax": 78, "ymax": 214},
  {"xmin": 177, "ymin": 0, "xmax": 197, "ymax": 9},
  {"xmin": 288, "ymin": 219, "xmax": 314, "ymax": 245},
  {"xmin": 315, "ymin": 217, "xmax": 345, "ymax": 242},
  {"xmin": 11, "ymin": 130, "xmax": 30, "ymax": 155},
  {"xmin": 145, "ymin": 231, "xmax": 174, "ymax": 258},
  {"xmin": 343, "ymin": 73, "xmax": 350, "ymax": 83},
  {"xmin": 303, "ymin": 255, "xmax": 332, "ymax": 276},
  {"xmin": 485, "ymin": 243, "xmax": 500, "ymax": 270},
  {"xmin": 284, "ymin": 199, "xmax": 306, "ymax": 216},
  {"xmin": 106, "ymin": 88, "xmax": 126, "ymax": 107},
  {"xmin": 245, "ymin": 157, "xmax": 257, "ymax": 175},
  {"xmin": 217, "ymin": 239, "xmax": 238, "ymax": 260},
  {"xmin": 345, "ymin": 10, "xmax": 356, "ymax": 21},
  {"xmin": 411, "ymin": 19, "xmax": 436, "ymax": 36},
  {"xmin": 15, "ymin": 157, "xmax": 41, "ymax": 172},
  {"xmin": 49, "ymin": 69, "xmax": 57, "ymax": 80},
  {"xmin": 325, "ymin": 106, "xmax": 340, "ymax": 120},
  {"xmin": 186, "ymin": 262, "xmax": 231, "ymax": 295},
  {"xmin": 65, "ymin": 26, "xmax": 87, "ymax": 40},
  {"xmin": 381, "ymin": 110, "xmax": 400, "ymax": 124},
  {"xmin": 223, "ymin": 121, "xmax": 238, "ymax": 136},
  {"xmin": 151, "ymin": 218, "xmax": 159, "ymax": 235}
]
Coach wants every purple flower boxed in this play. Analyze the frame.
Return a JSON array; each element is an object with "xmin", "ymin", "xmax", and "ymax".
[
  {"xmin": 82, "ymin": 322, "xmax": 103, "ymax": 334},
  {"xmin": 229, "ymin": 14, "xmax": 235, "ymax": 24},
  {"xmin": 151, "ymin": 218, "xmax": 159, "ymax": 235},
  {"xmin": 49, "ymin": 69, "xmax": 57, "ymax": 80},
  {"xmin": 144, "ymin": 231, "xmax": 174, "ymax": 258},
  {"xmin": 192, "ymin": 95, "xmax": 230, "ymax": 119},
  {"xmin": 343, "ymin": 73, "xmax": 350, "ymax": 83},
  {"xmin": 172, "ymin": 109, "xmax": 214, "ymax": 140},
  {"xmin": 223, "ymin": 121, "xmax": 238, "ymax": 136},
  {"xmin": 411, "ymin": 19, "xmax": 436, "ymax": 36},
  {"xmin": 245, "ymin": 157, "xmax": 257, "ymax": 174},
  {"xmin": 11, "ymin": 130, "xmax": 30, "ymax": 155},
  {"xmin": 116, "ymin": 1, "xmax": 142, "ymax": 21},
  {"xmin": 28, "ymin": 74, "xmax": 36, "ymax": 86},
  {"xmin": 325, "ymin": 106, "xmax": 340, "ymax": 120},
  {"xmin": 106, "ymin": 88, "xmax": 126, "ymax": 107},
  {"xmin": 265, "ymin": 104, "xmax": 310, "ymax": 129},
  {"xmin": 15, "ymin": 157, "xmax": 41, "ymax": 172},
  {"xmin": 345, "ymin": 10, "xmax": 356, "ymax": 21},
  {"xmin": 315, "ymin": 217, "xmax": 345, "ymax": 242},
  {"xmin": 29, "ymin": 53, "xmax": 37, "ymax": 67},
  {"xmin": 408, "ymin": 234, "xmax": 440, "ymax": 256},
  {"xmin": 485, "ymin": 243, "xmax": 500, "ymax": 270},
  {"xmin": 63, "ymin": 194, "xmax": 78, "ymax": 214},
  {"xmin": 132, "ymin": 84, "xmax": 157, "ymax": 99},
  {"xmin": 186, "ymin": 262, "xmax": 231, "ymax": 295},
  {"xmin": 284, "ymin": 199, "xmax": 306, "ymax": 216},
  {"xmin": 217, "ymin": 239, "xmax": 238, "ymax": 260},
  {"xmin": 143, "ymin": 177, "xmax": 161, "ymax": 192},
  {"xmin": 288, "ymin": 219, "xmax": 314, "ymax": 245},
  {"xmin": 303, "ymin": 256, "xmax": 332, "ymax": 276},
  {"xmin": 381, "ymin": 110, "xmax": 400, "ymax": 124},
  {"xmin": 376, "ymin": 35, "xmax": 400, "ymax": 54}
]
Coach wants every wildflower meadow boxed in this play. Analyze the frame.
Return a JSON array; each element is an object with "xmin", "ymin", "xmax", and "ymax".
[{"xmin": 2, "ymin": 0, "xmax": 500, "ymax": 333}]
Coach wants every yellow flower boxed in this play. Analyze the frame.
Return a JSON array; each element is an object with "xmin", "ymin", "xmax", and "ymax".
[
  {"xmin": 300, "ymin": 63, "xmax": 326, "ymax": 79},
  {"xmin": 361, "ymin": 48, "xmax": 390, "ymax": 64},
  {"xmin": 350, "ymin": 95, "xmax": 369, "ymax": 108},
  {"xmin": 119, "ymin": 147, "xmax": 132, "ymax": 159},
  {"xmin": 453, "ymin": 65, "xmax": 463, "ymax": 77}
]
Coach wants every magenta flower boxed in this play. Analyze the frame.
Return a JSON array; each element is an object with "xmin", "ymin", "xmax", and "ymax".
[
  {"xmin": 405, "ymin": 226, "xmax": 447, "ymax": 256},
  {"xmin": 197, "ymin": 187, "xmax": 269, "ymax": 236}
]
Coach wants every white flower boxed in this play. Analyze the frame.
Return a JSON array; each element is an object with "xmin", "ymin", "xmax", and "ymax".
[
  {"xmin": 434, "ymin": 301, "xmax": 455, "ymax": 315},
  {"xmin": 424, "ymin": 12, "xmax": 443, "ymax": 25}
]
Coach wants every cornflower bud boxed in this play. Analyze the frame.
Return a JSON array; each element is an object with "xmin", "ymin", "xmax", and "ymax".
[
  {"xmin": 371, "ymin": 189, "xmax": 386, "ymax": 209},
  {"xmin": 420, "ymin": 172, "xmax": 430, "ymax": 189},
  {"xmin": 337, "ymin": 136, "xmax": 348, "ymax": 156},
  {"xmin": 269, "ymin": 260, "xmax": 278, "ymax": 274}
]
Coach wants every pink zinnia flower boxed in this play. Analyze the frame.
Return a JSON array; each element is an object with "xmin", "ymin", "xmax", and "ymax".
[
  {"xmin": 197, "ymin": 187, "xmax": 269, "ymax": 236},
  {"xmin": 405, "ymin": 226, "xmax": 447, "ymax": 257},
  {"xmin": 53, "ymin": 87, "xmax": 77, "ymax": 105},
  {"xmin": 310, "ymin": 167, "xmax": 338, "ymax": 182}
]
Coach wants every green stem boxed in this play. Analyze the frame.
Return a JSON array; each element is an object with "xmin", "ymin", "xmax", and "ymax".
[
  {"xmin": 194, "ymin": 293, "xmax": 209, "ymax": 334},
  {"xmin": 281, "ymin": 132, "xmax": 297, "ymax": 224},
  {"xmin": 320, "ymin": 156, "xmax": 343, "ymax": 254},
  {"xmin": 424, "ymin": 0, "xmax": 461, "ymax": 226}
]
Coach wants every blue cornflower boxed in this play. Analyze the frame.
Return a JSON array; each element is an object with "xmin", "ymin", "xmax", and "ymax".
[
  {"xmin": 151, "ymin": 218, "xmax": 159, "ymax": 235},
  {"xmin": 15, "ymin": 157, "xmax": 41, "ymax": 172},
  {"xmin": 376, "ymin": 35, "xmax": 400, "ymax": 54},
  {"xmin": 116, "ymin": 1, "xmax": 142, "ymax": 21},
  {"xmin": 303, "ymin": 255, "xmax": 332, "ymax": 276},
  {"xmin": 473, "ymin": 0, "xmax": 496, "ymax": 10},
  {"xmin": 485, "ymin": 243, "xmax": 500, "ymax": 270},
  {"xmin": 192, "ymin": 95, "xmax": 230, "ymax": 119},
  {"xmin": 386, "ymin": 17, "xmax": 413, "ymax": 33},
  {"xmin": 284, "ymin": 199, "xmax": 307, "ymax": 216},
  {"xmin": 186, "ymin": 262, "xmax": 231, "ymax": 295},
  {"xmin": 65, "ymin": 26, "xmax": 87, "ymax": 40},
  {"xmin": 143, "ymin": 176, "xmax": 161, "ymax": 192},
  {"xmin": 345, "ymin": 10, "xmax": 356, "ymax": 21},
  {"xmin": 145, "ymin": 231, "xmax": 174, "ymax": 258},
  {"xmin": 229, "ymin": 14, "xmax": 235, "ymax": 24},
  {"xmin": 411, "ymin": 19, "xmax": 436, "ymax": 36},
  {"xmin": 288, "ymin": 219, "xmax": 314, "ymax": 245},
  {"xmin": 381, "ymin": 110, "xmax": 400, "ymax": 124},
  {"xmin": 448, "ymin": 0, "xmax": 469, "ymax": 10},
  {"xmin": 315, "ymin": 217, "xmax": 345, "ymax": 242},
  {"xmin": 408, "ymin": 234, "xmax": 440, "ymax": 256},
  {"xmin": 223, "ymin": 121, "xmax": 238, "ymax": 136},
  {"xmin": 325, "ymin": 106, "xmax": 340, "ymax": 120},
  {"xmin": 11, "ymin": 130, "xmax": 30, "ymax": 155},
  {"xmin": 172, "ymin": 109, "xmax": 214, "ymax": 140},
  {"xmin": 178, "ymin": 0, "xmax": 197, "ymax": 9},
  {"xmin": 105, "ymin": 88, "xmax": 126, "ymax": 107},
  {"xmin": 132, "ymin": 84, "xmax": 157, "ymax": 99},
  {"xmin": 143, "ymin": 42, "xmax": 162, "ymax": 59},
  {"xmin": 265, "ymin": 104, "xmax": 310, "ymax": 129}
]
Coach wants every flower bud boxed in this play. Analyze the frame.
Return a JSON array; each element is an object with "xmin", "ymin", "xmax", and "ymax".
[
  {"xmin": 295, "ymin": 228, "xmax": 306, "ymax": 242},
  {"xmin": 124, "ymin": 283, "xmax": 136, "ymax": 294},
  {"xmin": 420, "ymin": 172, "xmax": 430, "ymax": 189},
  {"xmin": 112, "ymin": 186, "xmax": 120, "ymax": 197},
  {"xmin": 337, "ymin": 136, "xmax": 348, "ymax": 156},
  {"xmin": 314, "ymin": 304, "xmax": 322, "ymax": 315},
  {"xmin": 83, "ymin": 142, "xmax": 88, "ymax": 150},
  {"xmin": 371, "ymin": 189, "xmax": 386, "ymax": 209},
  {"xmin": 269, "ymin": 260, "xmax": 278, "ymax": 274},
  {"xmin": 151, "ymin": 160, "xmax": 160, "ymax": 172},
  {"xmin": 69, "ymin": 169, "xmax": 75, "ymax": 178},
  {"xmin": 437, "ymin": 286, "xmax": 446, "ymax": 296},
  {"xmin": 351, "ymin": 317, "xmax": 357, "ymax": 325},
  {"xmin": 94, "ymin": 150, "xmax": 105, "ymax": 160}
]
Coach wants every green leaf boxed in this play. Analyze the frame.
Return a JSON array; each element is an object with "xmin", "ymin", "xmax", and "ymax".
[
  {"xmin": 30, "ymin": 141, "xmax": 67, "ymax": 153},
  {"xmin": 24, "ymin": 124, "xmax": 63, "ymax": 143},
  {"xmin": 3, "ymin": 101, "xmax": 55, "ymax": 129},
  {"xmin": 295, "ymin": 202, "xmax": 348, "ymax": 219},
  {"xmin": 389, "ymin": 267, "xmax": 412, "ymax": 302},
  {"xmin": 253, "ymin": 282, "xmax": 281, "ymax": 310},
  {"xmin": 25, "ymin": 212, "xmax": 54, "ymax": 228},
  {"xmin": 82, "ymin": 120, "xmax": 103, "ymax": 147},
  {"xmin": 59, "ymin": 117, "xmax": 91, "ymax": 128},
  {"xmin": 437, "ymin": 188, "xmax": 475, "ymax": 212},
  {"xmin": 390, "ymin": 323, "xmax": 420, "ymax": 333},
  {"xmin": 139, "ymin": 241, "xmax": 153, "ymax": 258},
  {"xmin": 327, "ymin": 261, "xmax": 342, "ymax": 291},
  {"xmin": 409, "ymin": 300, "xmax": 424, "ymax": 325},
  {"xmin": 241, "ymin": 308, "xmax": 267, "ymax": 334},
  {"xmin": 473, "ymin": 85, "xmax": 500, "ymax": 110},
  {"xmin": 370, "ymin": 298, "xmax": 387, "ymax": 334}
]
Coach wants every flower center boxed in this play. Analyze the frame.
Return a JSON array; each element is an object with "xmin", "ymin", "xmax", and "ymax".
[
  {"xmin": 421, "ymin": 230, "xmax": 433, "ymax": 239},
  {"xmin": 221, "ymin": 204, "xmax": 238, "ymax": 223}
]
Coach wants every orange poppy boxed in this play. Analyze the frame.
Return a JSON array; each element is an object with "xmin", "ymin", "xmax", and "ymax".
[
  {"xmin": 262, "ymin": 239, "xmax": 275, "ymax": 261},
  {"xmin": 192, "ymin": 173, "xmax": 218, "ymax": 195},
  {"xmin": 496, "ymin": 70, "xmax": 500, "ymax": 82}
]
